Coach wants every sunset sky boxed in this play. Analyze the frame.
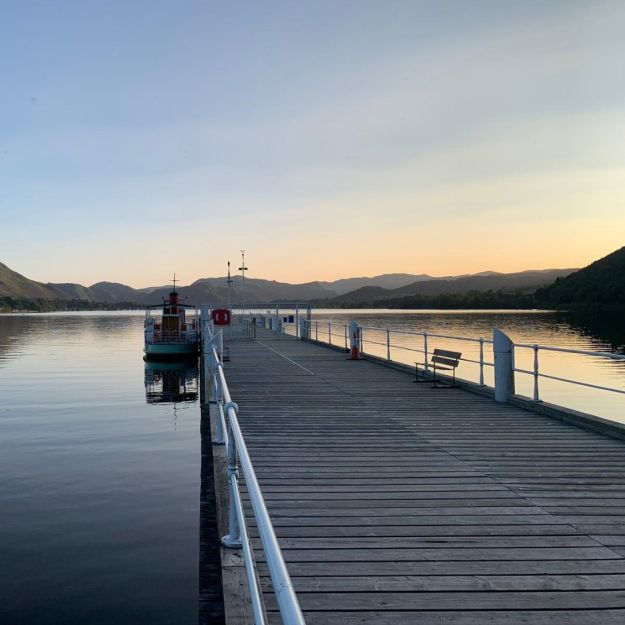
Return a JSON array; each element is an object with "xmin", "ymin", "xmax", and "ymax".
[{"xmin": 2, "ymin": 1, "xmax": 625, "ymax": 287}]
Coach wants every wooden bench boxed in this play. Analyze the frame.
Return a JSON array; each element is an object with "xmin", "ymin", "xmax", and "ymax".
[{"xmin": 415, "ymin": 348, "xmax": 462, "ymax": 387}]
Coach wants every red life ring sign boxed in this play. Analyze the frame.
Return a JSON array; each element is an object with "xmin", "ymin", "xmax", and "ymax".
[{"xmin": 212, "ymin": 308, "xmax": 231, "ymax": 326}]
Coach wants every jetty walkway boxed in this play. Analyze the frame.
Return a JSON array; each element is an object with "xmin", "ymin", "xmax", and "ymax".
[{"xmin": 211, "ymin": 326, "xmax": 625, "ymax": 625}]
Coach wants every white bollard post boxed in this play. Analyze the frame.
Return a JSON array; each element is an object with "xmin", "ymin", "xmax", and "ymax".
[
  {"xmin": 493, "ymin": 328, "xmax": 515, "ymax": 402},
  {"xmin": 348, "ymin": 320, "xmax": 361, "ymax": 360},
  {"xmin": 299, "ymin": 317, "xmax": 307, "ymax": 340}
]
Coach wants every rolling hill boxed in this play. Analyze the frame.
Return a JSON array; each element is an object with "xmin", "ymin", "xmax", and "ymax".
[
  {"xmin": 536, "ymin": 246, "xmax": 625, "ymax": 307},
  {"xmin": 0, "ymin": 262, "xmax": 61, "ymax": 299}
]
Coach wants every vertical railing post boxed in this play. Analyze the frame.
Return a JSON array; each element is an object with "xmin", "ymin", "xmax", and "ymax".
[
  {"xmin": 221, "ymin": 416, "xmax": 242, "ymax": 548},
  {"xmin": 211, "ymin": 370, "xmax": 219, "ymax": 403},
  {"xmin": 295, "ymin": 305, "xmax": 299, "ymax": 339},
  {"xmin": 214, "ymin": 404, "xmax": 226, "ymax": 445},
  {"xmin": 328, "ymin": 322, "xmax": 332, "ymax": 345},
  {"xmin": 315, "ymin": 321, "xmax": 318, "ymax": 341},
  {"xmin": 386, "ymin": 329, "xmax": 391, "ymax": 361},
  {"xmin": 344, "ymin": 325, "xmax": 348, "ymax": 351},
  {"xmin": 213, "ymin": 363, "xmax": 225, "ymax": 444},
  {"xmin": 217, "ymin": 330, "xmax": 224, "ymax": 362},
  {"xmin": 493, "ymin": 328, "xmax": 515, "ymax": 402},
  {"xmin": 533, "ymin": 345, "xmax": 540, "ymax": 401},
  {"xmin": 479, "ymin": 338, "xmax": 485, "ymax": 386},
  {"xmin": 424, "ymin": 332, "xmax": 429, "ymax": 371}
]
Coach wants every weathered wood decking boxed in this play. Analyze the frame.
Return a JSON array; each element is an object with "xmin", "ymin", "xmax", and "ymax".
[{"xmin": 223, "ymin": 329, "xmax": 625, "ymax": 624}]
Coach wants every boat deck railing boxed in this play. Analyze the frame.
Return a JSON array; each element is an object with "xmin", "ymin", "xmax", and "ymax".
[{"xmin": 151, "ymin": 330, "xmax": 198, "ymax": 343}]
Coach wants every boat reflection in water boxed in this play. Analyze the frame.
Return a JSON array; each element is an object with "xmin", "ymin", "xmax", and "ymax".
[{"xmin": 144, "ymin": 360, "xmax": 198, "ymax": 404}]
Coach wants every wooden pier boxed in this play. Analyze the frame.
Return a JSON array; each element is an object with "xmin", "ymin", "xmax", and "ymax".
[{"xmin": 212, "ymin": 327, "xmax": 625, "ymax": 625}]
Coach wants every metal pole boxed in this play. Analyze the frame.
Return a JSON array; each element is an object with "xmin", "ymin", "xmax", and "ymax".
[
  {"xmin": 533, "ymin": 345, "xmax": 540, "ymax": 401},
  {"xmin": 295, "ymin": 305, "xmax": 299, "ymax": 339},
  {"xmin": 328, "ymin": 322, "xmax": 332, "ymax": 345},
  {"xmin": 386, "ymin": 329, "xmax": 391, "ymax": 361},
  {"xmin": 479, "ymin": 338, "xmax": 485, "ymax": 385},
  {"xmin": 315, "ymin": 321, "xmax": 318, "ymax": 341},
  {"xmin": 214, "ymin": 402, "xmax": 226, "ymax": 445},
  {"xmin": 424, "ymin": 332, "xmax": 429, "ymax": 371},
  {"xmin": 344, "ymin": 325, "xmax": 348, "ymax": 351},
  {"xmin": 221, "ymin": 418, "xmax": 242, "ymax": 548}
]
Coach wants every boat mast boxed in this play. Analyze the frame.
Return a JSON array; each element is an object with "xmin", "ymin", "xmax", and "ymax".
[
  {"xmin": 226, "ymin": 261, "xmax": 233, "ymax": 309},
  {"xmin": 239, "ymin": 250, "xmax": 248, "ymax": 314}
]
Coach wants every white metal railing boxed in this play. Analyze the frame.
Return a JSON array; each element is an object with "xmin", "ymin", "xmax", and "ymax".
[
  {"xmin": 513, "ymin": 342, "xmax": 625, "ymax": 401},
  {"xmin": 303, "ymin": 320, "xmax": 495, "ymax": 385},
  {"xmin": 202, "ymin": 328, "xmax": 305, "ymax": 625},
  {"xmin": 151, "ymin": 330, "xmax": 198, "ymax": 343},
  {"xmin": 301, "ymin": 319, "xmax": 625, "ymax": 410}
]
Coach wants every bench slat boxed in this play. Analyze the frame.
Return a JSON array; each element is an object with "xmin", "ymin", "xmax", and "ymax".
[
  {"xmin": 433, "ymin": 349, "xmax": 462, "ymax": 360},
  {"xmin": 432, "ymin": 356, "xmax": 460, "ymax": 368}
]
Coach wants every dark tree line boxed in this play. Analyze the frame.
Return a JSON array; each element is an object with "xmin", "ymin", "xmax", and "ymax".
[{"xmin": 0, "ymin": 297, "xmax": 142, "ymax": 312}]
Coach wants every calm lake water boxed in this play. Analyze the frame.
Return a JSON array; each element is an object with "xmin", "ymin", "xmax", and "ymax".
[
  {"xmin": 1, "ymin": 309, "xmax": 625, "ymax": 623},
  {"xmin": 0, "ymin": 312, "xmax": 201, "ymax": 625}
]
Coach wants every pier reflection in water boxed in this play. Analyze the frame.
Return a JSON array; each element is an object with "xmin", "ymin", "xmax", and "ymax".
[{"xmin": 142, "ymin": 360, "xmax": 225, "ymax": 624}]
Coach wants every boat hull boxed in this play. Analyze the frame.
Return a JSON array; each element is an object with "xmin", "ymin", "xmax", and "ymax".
[{"xmin": 144, "ymin": 341, "xmax": 198, "ymax": 361}]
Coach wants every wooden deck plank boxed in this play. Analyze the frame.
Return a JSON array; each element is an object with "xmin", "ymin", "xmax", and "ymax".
[{"xmin": 221, "ymin": 329, "xmax": 625, "ymax": 624}]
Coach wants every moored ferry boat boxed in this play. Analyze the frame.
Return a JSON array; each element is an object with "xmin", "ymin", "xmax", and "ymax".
[{"xmin": 144, "ymin": 285, "xmax": 199, "ymax": 360}]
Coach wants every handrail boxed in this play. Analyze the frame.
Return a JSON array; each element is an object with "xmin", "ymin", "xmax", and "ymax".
[
  {"xmin": 208, "ymin": 344, "xmax": 306, "ymax": 625},
  {"xmin": 512, "ymin": 342, "xmax": 625, "ymax": 401},
  {"xmin": 514, "ymin": 342, "xmax": 625, "ymax": 360}
]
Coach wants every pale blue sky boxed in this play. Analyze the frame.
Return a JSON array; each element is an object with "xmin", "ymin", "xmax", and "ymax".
[{"xmin": 2, "ymin": 1, "xmax": 625, "ymax": 286}]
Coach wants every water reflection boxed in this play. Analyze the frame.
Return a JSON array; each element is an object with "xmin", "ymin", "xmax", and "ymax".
[
  {"xmin": 144, "ymin": 361, "xmax": 199, "ymax": 404},
  {"xmin": 558, "ymin": 310, "xmax": 625, "ymax": 352}
]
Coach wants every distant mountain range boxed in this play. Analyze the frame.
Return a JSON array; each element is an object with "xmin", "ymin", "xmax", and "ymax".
[
  {"xmin": 0, "ymin": 261, "xmax": 579, "ymax": 308},
  {"xmin": 331, "ymin": 268, "xmax": 577, "ymax": 304}
]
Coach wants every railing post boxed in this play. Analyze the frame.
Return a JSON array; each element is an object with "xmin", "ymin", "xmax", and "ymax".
[
  {"xmin": 386, "ymin": 329, "xmax": 391, "ymax": 361},
  {"xmin": 344, "ymin": 325, "xmax": 348, "ymax": 351},
  {"xmin": 328, "ymin": 322, "xmax": 332, "ymax": 345},
  {"xmin": 315, "ymin": 321, "xmax": 318, "ymax": 341},
  {"xmin": 424, "ymin": 332, "xmax": 429, "ymax": 371},
  {"xmin": 221, "ymin": 417, "xmax": 242, "ymax": 548},
  {"xmin": 212, "ymin": 370, "xmax": 220, "ymax": 403},
  {"xmin": 214, "ymin": 403, "xmax": 226, "ymax": 445},
  {"xmin": 479, "ymin": 338, "xmax": 485, "ymax": 385},
  {"xmin": 217, "ymin": 330, "xmax": 224, "ymax": 361},
  {"xmin": 493, "ymin": 328, "xmax": 515, "ymax": 402},
  {"xmin": 533, "ymin": 345, "xmax": 540, "ymax": 401}
]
